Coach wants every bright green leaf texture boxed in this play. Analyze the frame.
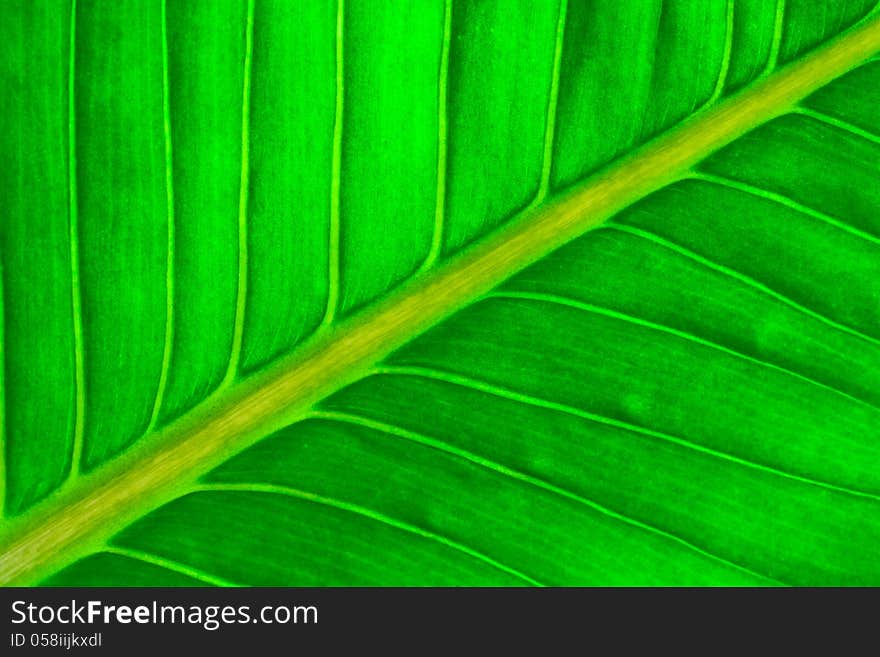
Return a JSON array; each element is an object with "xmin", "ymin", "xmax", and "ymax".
[{"xmin": 2, "ymin": 0, "xmax": 880, "ymax": 586}]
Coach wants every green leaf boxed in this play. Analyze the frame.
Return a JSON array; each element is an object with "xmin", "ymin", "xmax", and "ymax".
[{"xmin": 2, "ymin": 0, "xmax": 879, "ymax": 586}]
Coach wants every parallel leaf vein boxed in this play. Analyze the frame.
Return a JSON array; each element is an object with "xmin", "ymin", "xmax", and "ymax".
[
  {"xmin": 794, "ymin": 105, "xmax": 880, "ymax": 144},
  {"xmin": 765, "ymin": 0, "xmax": 786, "ymax": 74},
  {"xmin": 148, "ymin": 0, "xmax": 176, "ymax": 431},
  {"xmin": 368, "ymin": 366, "xmax": 880, "ymax": 503},
  {"xmin": 604, "ymin": 222, "xmax": 880, "ymax": 349},
  {"xmin": 224, "ymin": 0, "xmax": 256, "ymax": 384},
  {"xmin": 309, "ymin": 409, "xmax": 785, "ymax": 585},
  {"xmin": 4, "ymin": 12, "xmax": 880, "ymax": 584},
  {"xmin": 706, "ymin": 0, "xmax": 735, "ymax": 105},
  {"xmin": 0, "ymin": 258, "xmax": 6, "ymax": 517},
  {"xmin": 420, "ymin": 0, "xmax": 452, "ymax": 271},
  {"xmin": 488, "ymin": 290, "xmax": 880, "ymax": 414},
  {"xmin": 193, "ymin": 483, "xmax": 542, "ymax": 586},
  {"xmin": 67, "ymin": 0, "xmax": 86, "ymax": 479},
  {"xmin": 102, "ymin": 545, "xmax": 238, "ymax": 587},
  {"xmin": 321, "ymin": 0, "xmax": 345, "ymax": 325},
  {"xmin": 688, "ymin": 172, "xmax": 880, "ymax": 245},
  {"xmin": 535, "ymin": 0, "xmax": 568, "ymax": 203}
]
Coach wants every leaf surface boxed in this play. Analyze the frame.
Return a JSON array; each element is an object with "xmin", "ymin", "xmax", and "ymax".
[{"xmin": 2, "ymin": 0, "xmax": 880, "ymax": 585}]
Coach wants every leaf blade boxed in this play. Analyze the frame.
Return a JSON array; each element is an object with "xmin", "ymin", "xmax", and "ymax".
[{"xmin": 2, "ymin": 3, "xmax": 880, "ymax": 586}]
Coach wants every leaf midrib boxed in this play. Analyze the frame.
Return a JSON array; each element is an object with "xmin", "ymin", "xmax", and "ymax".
[{"xmin": 2, "ymin": 13, "xmax": 879, "ymax": 586}]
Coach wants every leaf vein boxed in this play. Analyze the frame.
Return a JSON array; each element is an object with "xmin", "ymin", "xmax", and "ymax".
[
  {"xmin": 706, "ymin": 0, "xmax": 735, "ymax": 105},
  {"xmin": 5, "ymin": 12, "xmax": 880, "ymax": 584},
  {"xmin": 688, "ymin": 171, "xmax": 880, "ymax": 245},
  {"xmin": 310, "ymin": 409, "xmax": 785, "ymax": 585},
  {"xmin": 489, "ymin": 290, "xmax": 880, "ymax": 414},
  {"xmin": 193, "ymin": 483, "xmax": 542, "ymax": 586},
  {"xmin": 794, "ymin": 105, "xmax": 880, "ymax": 144},
  {"xmin": 369, "ymin": 366, "xmax": 880, "ymax": 503},
  {"xmin": 102, "ymin": 545, "xmax": 238, "ymax": 587},
  {"xmin": 765, "ymin": 0, "xmax": 786, "ymax": 75},
  {"xmin": 321, "ymin": 0, "xmax": 345, "ymax": 326},
  {"xmin": 224, "ymin": 0, "xmax": 256, "ymax": 384},
  {"xmin": 147, "ymin": 0, "xmax": 176, "ymax": 431},
  {"xmin": 604, "ymin": 222, "xmax": 880, "ymax": 349},
  {"xmin": 535, "ymin": 0, "xmax": 568, "ymax": 203},
  {"xmin": 66, "ymin": 0, "xmax": 86, "ymax": 480},
  {"xmin": 420, "ymin": 0, "xmax": 452, "ymax": 272},
  {"xmin": 0, "ymin": 257, "xmax": 6, "ymax": 517}
]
